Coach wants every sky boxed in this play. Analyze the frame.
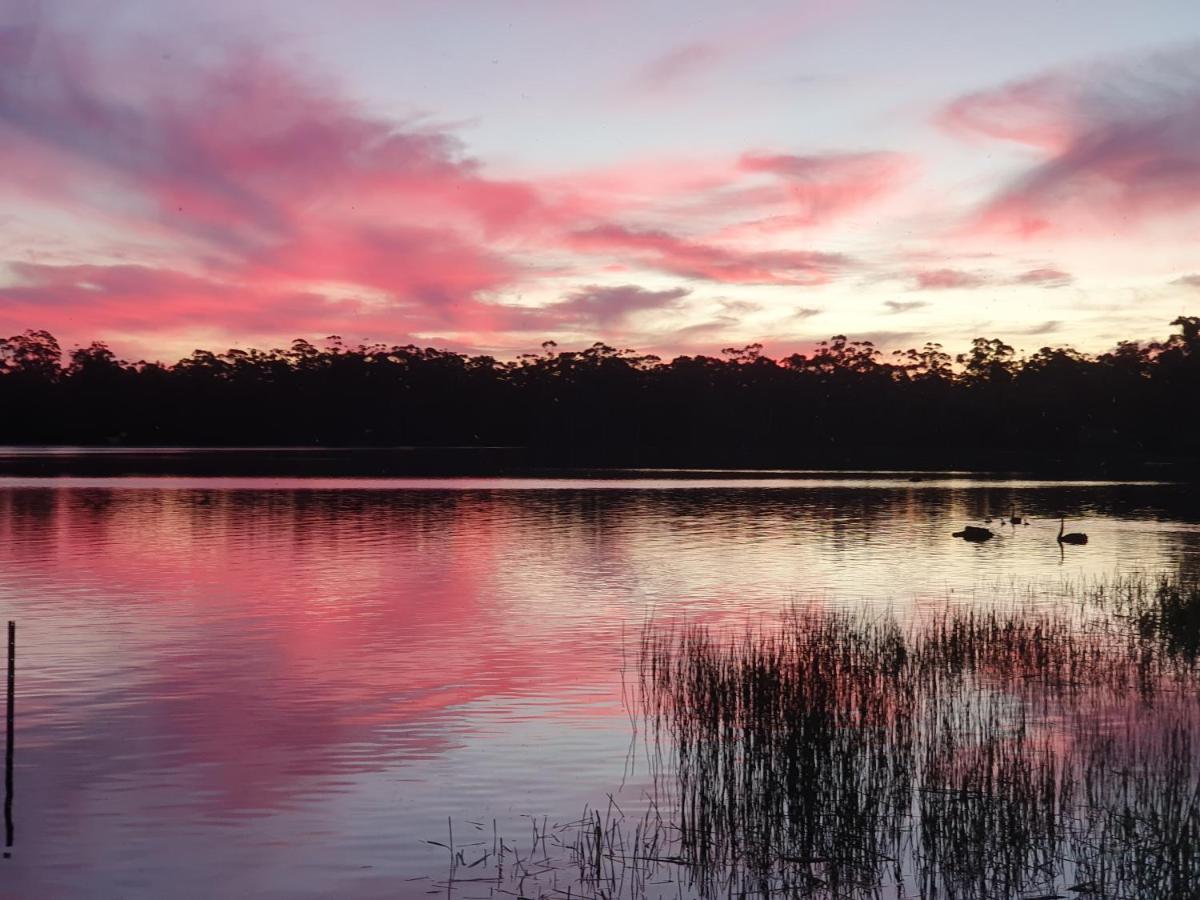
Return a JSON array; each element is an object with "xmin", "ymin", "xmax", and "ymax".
[{"xmin": 1, "ymin": 0, "xmax": 1199, "ymax": 363}]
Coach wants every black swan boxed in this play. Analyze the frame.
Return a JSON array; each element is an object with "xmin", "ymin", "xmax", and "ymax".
[
  {"xmin": 953, "ymin": 526, "xmax": 994, "ymax": 542},
  {"xmin": 1058, "ymin": 518, "xmax": 1088, "ymax": 545}
]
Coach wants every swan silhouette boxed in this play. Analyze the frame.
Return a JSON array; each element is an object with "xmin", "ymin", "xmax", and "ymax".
[
  {"xmin": 1057, "ymin": 517, "xmax": 1088, "ymax": 545},
  {"xmin": 953, "ymin": 526, "xmax": 994, "ymax": 542}
]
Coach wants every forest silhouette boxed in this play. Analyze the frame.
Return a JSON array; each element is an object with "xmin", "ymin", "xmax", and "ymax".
[{"xmin": 0, "ymin": 317, "xmax": 1196, "ymax": 471}]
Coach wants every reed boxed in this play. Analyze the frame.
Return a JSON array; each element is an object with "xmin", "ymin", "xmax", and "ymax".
[{"xmin": 438, "ymin": 572, "xmax": 1200, "ymax": 899}]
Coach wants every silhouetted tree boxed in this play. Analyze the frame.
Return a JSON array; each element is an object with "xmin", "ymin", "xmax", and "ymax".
[{"xmin": 0, "ymin": 319, "xmax": 1195, "ymax": 469}]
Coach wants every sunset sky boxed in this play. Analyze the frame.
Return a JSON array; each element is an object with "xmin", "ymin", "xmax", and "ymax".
[{"xmin": 1, "ymin": 0, "xmax": 1199, "ymax": 362}]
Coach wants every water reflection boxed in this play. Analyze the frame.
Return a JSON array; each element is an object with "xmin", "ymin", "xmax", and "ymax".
[{"xmin": 0, "ymin": 477, "xmax": 1196, "ymax": 896}]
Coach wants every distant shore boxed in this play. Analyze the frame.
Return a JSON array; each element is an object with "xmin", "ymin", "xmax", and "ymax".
[{"xmin": 0, "ymin": 444, "xmax": 1193, "ymax": 481}]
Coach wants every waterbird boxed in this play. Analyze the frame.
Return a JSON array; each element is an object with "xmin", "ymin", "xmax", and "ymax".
[
  {"xmin": 1058, "ymin": 517, "xmax": 1088, "ymax": 545},
  {"xmin": 1008, "ymin": 504, "xmax": 1024, "ymax": 525},
  {"xmin": 952, "ymin": 526, "xmax": 994, "ymax": 542}
]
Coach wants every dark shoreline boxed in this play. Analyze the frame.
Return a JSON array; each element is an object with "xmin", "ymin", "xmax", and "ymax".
[{"xmin": 0, "ymin": 444, "xmax": 1192, "ymax": 480}]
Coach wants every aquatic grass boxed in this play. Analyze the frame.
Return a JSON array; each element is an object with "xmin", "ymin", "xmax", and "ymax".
[
  {"xmin": 435, "ymin": 571, "xmax": 1200, "ymax": 899},
  {"xmin": 1129, "ymin": 575, "xmax": 1200, "ymax": 660}
]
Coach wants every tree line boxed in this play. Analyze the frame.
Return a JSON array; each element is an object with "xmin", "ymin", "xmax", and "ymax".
[{"xmin": 0, "ymin": 317, "xmax": 1197, "ymax": 470}]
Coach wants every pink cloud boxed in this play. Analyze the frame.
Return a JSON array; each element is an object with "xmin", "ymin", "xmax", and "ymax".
[
  {"xmin": 569, "ymin": 224, "xmax": 848, "ymax": 285},
  {"xmin": 0, "ymin": 10, "xmax": 879, "ymax": 357},
  {"xmin": 1014, "ymin": 267, "xmax": 1072, "ymax": 287},
  {"xmin": 244, "ymin": 224, "xmax": 519, "ymax": 308},
  {"xmin": 549, "ymin": 158, "xmax": 750, "ymax": 220},
  {"xmin": 555, "ymin": 148, "xmax": 913, "ymax": 232},
  {"xmin": 0, "ymin": 262, "xmax": 390, "ymax": 339},
  {"xmin": 0, "ymin": 260, "xmax": 702, "ymax": 356},
  {"xmin": 943, "ymin": 49, "xmax": 1200, "ymax": 238},
  {"xmin": 911, "ymin": 268, "xmax": 990, "ymax": 290},
  {"xmin": 737, "ymin": 151, "xmax": 914, "ymax": 226},
  {"xmin": 0, "ymin": 260, "xmax": 551, "ymax": 349},
  {"xmin": 939, "ymin": 74, "xmax": 1081, "ymax": 153},
  {"xmin": 903, "ymin": 264, "xmax": 1072, "ymax": 292},
  {"xmin": 0, "ymin": 17, "xmax": 567, "ymax": 348},
  {"xmin": 0, "ymin": 25, "xmax": 561, "ymax": 247}
]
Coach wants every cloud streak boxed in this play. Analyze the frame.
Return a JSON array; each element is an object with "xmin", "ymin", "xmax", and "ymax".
[
  {"xmin": 904, "ymin": 266, "xmax": 1072, "ymax": 291},
  {"xmin": 943, "ymin": 48, "xmax": 1200, "ymax": 238},
  {"xmin": 911, "ymin": 269, "xmax": 990, "ymax": 290},
  {"xmin": 568, "ymin": 225, "xmax": 849, "ymax": 285},
  {"xmin": 737, "ymin": 151, "xmax": 914, "ymax": 226},
  {"xmin": 632, "ymin": 42, "xmax": 725, "ymax": 92},
  {"xmin": 551, "ymin": 284, "xmax": 691, "ymax": 328},
  {"xmin": 1014, "ymin": 267, "xmax": 1072, "ymax": 287},
  {"xmin": 885, "ymin": 300, "xmax": 928, "ymax": 313}
]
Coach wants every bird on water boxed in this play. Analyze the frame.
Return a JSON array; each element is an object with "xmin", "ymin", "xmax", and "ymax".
[
  {"xmin": 1058, "ymin": 518, "xmax": 1088, "ymax": 545},
  {"xmin": 953, "ymin": 526, "xmax": 994, "ymax": 542}
]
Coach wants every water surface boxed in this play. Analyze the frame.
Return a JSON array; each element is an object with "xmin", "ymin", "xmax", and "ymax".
[{"xmin": 0, "ymin": 470, "xmax": 1197, "ymax": 897}]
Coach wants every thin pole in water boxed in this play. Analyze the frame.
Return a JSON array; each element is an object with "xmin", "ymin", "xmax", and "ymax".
[{"xmin": 4, "ymin": 620, "xmax": 13, "ymax": 857}]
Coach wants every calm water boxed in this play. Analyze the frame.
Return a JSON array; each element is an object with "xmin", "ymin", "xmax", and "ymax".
[{"xmin": 0, "ymin": 471, "xmax": 1198, "ymax": 897}]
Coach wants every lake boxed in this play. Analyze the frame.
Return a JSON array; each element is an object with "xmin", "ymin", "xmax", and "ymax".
[{"xmin": 0, "ymin": 464, "xmax": 1198, "ymax": 897}]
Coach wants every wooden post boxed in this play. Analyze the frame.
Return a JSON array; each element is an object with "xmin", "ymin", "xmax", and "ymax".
[{"xmin": 4, "ymin": 620, "xmax": 13, "ymax": 857}]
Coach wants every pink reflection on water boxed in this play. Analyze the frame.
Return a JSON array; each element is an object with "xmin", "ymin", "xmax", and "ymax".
[
  {"xmin": 0, "ymin": 489, "xmax": 629, "ymax": 820},
  {"xmin": 0, "ymin": 478, "xmax": 1195, "ymax": 895}
]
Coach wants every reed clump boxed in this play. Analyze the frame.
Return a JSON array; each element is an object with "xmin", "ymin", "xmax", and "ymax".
[
  {"xmin": 437, "ymin": 572, "xmax": 1200, "ymax": 899},
  {"xmin": 1130, "ymin": 575, "xmax": 1200, "ymax": 660}
]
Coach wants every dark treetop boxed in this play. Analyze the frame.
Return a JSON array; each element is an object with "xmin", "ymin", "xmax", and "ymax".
[{"xmin": 0, "ymin": 317, "xmax": 1196, "ymax": 473}]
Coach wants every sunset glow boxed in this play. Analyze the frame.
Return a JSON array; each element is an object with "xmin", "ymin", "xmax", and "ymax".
[{"xmin": 1, "ymin": 1, "xmax": 1199, "ymax": 361}]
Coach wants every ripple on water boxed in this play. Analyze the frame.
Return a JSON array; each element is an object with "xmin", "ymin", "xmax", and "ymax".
[{"xmin": 0, "ymin": 475, "xmax": 1197, "ymax": 895}]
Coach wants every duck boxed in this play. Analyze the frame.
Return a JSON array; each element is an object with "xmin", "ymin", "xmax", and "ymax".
[
  {"xmin": 1057, "ymin": 517, "xmax": 1088, "ymax": 545},
  {"xmin": 1008, "ymin": 504, "xmax": 1023, "ymax": 526}
]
